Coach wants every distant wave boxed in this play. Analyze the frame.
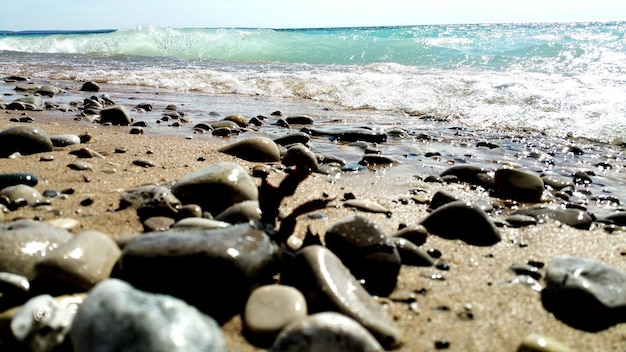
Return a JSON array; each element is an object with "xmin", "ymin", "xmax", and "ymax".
[{"xmin": 0, "ymin": 22, "xmax": 624, "ymax": 74}]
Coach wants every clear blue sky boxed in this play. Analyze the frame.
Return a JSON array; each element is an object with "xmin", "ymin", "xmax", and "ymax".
[{"xmin": 1, "ymin": 0, "xmax": 624, "ymax": 30}]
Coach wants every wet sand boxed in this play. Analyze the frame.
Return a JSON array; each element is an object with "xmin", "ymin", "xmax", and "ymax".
[{"xmin": 1, "ymin": 103, "xmax": 626, "ymax": 351}]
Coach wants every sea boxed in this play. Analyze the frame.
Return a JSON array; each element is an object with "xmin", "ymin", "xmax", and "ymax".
[{"xmin": 0, "ymin": 22, "xmax": 625, "ymax": 143}]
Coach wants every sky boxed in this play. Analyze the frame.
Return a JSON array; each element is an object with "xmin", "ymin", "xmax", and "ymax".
[{"xmin": 1, "ymin": 0, "xmax": 625, "ymax": 30}]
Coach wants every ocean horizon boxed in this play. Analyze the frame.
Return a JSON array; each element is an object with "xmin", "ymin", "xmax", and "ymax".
[{"xmin": 1, "ymin": 21, "xmax": 625, "ymax": 143}]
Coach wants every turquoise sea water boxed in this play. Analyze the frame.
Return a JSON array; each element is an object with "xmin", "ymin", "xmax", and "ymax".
[{"xmin": 0, "ymin": 22, "xmax": 625, "ymax": 142}]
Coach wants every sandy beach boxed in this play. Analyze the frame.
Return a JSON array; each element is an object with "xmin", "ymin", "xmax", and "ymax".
[{"xmin": 1, "ymin": 99, "xmax": 625, "ymax": 352}]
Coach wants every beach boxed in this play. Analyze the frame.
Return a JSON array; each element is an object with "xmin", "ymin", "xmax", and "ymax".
[
  {"xmin": 1, "ymin": 87, "xmax": 625, "ymax": 351},
  {"xmin": 1, "ymin": 21, "xmax": 626, "ymax": 351}
]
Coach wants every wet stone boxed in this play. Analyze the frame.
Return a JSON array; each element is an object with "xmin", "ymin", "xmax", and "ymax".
[
  {"xmin": 269, "ymin": 312, "xmax": 384, "ymax": 352},
  {"xmin": 440, "ymin": 165, "xmax": 494, "ymax": 189},
  {"xmin": 325, "ymin": 215, "xmax": 401, "ymax": 296},
  {"xmin": 214, "ymin": 200, "xmax": 262, "ymax": 224},
  {"xmin": 170, "ymin": 217, "xmax": 231, "ymax": 231},
  {"xmin": 218, "ymin": 136, "xmax": 281, "ymax": 162},
  {"xmin": 120, "ymin": 184, "xmax": 181, "ymax": 221},
  {"xmin": 99, "ymin": 105, "xmax": 132, "ymax": 125},
  {"xmin": 281, "ymin": 245, "xmax": 402, "ymax": 349},
  {"xmin": 494, "ymin": 168, "xmax": 545, "ymax": 202},
  {"xmin": 505, "ymin": 214, "xmax": 538, "ymax": 228},
  {"xmin": 8, "ymin": 96, "xmax": 45, "ymax": 111},
  {"xmin": 541, "ymin": 173, "xmax": 575, "ymax": 190},
  {"xmin": 273, "ymin": 132, "xmax": 311, "ymax": 146},
  {"xmin": 0, "ymin": 220, "xmax": 73, "ymax": 280},
  {"xmin": 343, "ymin": 199, "xmax": 390, "ymax": 215},
  {"xmin": 244, "ymin": 284, "xmax": 308, "ymax": 342},
  {"xmin": 142, "ymin": 216, "xmax": 176, "ymax": 232},
  {"xmin": 421, "ymin": 200, "xmax": 501, "ymax": 246},
  {"xmin": 34, "ymin": 231, "xmax": 121, "ymax": 291},
  {"xmin": 391, "ymin": 225, "xmax": 429, "ymax": 246},
  {"xmin": 391, "ymin": 237, "xmax": 435, "ymax": 267},
  {"xmin": 0, "ymin": 173, "xmax": 38, "ymax": 190},
  {"xmin": 429, "ymin": 190, "xmax": 459, "ymax": 211},
  {"xmin": 79, "ymin": 81, "xmax": 100, "ymax": 92},
  {"xmin": 70, "ymin": 279, "xmax": 226, "ymax": 352},
  {"xmin": 543, "ymin": 256, "xmax": 626, "ymax": 330},
  {"xmin": 116, "ymin": 222, "xmax": 280, "ymax": 323},
  {"xmin": 0, "ymin": 125, "xmax": 53, "ymax": 157},
  {"xmin": 513, "ymin": 205, "xmax": 593, "ymax": 230},
  {"xmin": 301, "ymin": 127, "xmax": 387, "ymax": 143},
  {"xmin": 224, "ymin": 114, "xmax": 249, "ymax": 127},
  {"xmin": 171, "ymin": 162, "xmax": 258, "ymax": 216},
  {"xmin": 282, "ymin": 144, "xmax": 319, "ymax": 172},
  {"xmin": 132, "ymin": 159, "xmax": 157, "ymax": 168}
]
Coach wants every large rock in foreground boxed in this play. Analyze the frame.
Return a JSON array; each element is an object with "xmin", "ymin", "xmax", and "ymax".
[
  {"xmin": 0, "ymin": 126, "xmax": 53, "ymax": 157},
  {"xmin": 70, "ymin": 279, "xmax": 225, "ymax": 352}
]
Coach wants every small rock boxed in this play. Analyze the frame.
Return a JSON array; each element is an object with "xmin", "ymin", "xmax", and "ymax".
[
  {"xmin": 0, "ymin": 125, "xmax": 53, "ymax": 157},
  {"xmin": 50, "ymin": 134, "xmax": 82, "ymax": 147},
  {"xmin": 270, "ymin": 312, "xmax": 384, "ymax": 352},
  {"xmin": 518, "ymin": 333, "xmax": 576, "ymax": 352},
  {"xmin": 494, "ymin": 168, "xmax": 544, "ymax": 203},
  {"xmin": 99, "ymin": 105, "xmax": 132, "ymax": 125},
  {"xmin": 79, "ymin": 81, "xmax": 100, "ymax": 92}
]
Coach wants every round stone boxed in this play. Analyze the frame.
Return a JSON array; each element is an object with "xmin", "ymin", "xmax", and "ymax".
[
  {"xmin": 218, "ymin": 136, "xmax": 281, "ymax": 162},
  {"xmin": 0, "ymin": 125, "xmax": 53, "ymax": 157},
  {"xmin": 494, "ymin": 168, "xmax": 544, "ymax": 202},
  {"xmin": 244, "ymin": 285, "xmax": 308, "ymax": 339}
]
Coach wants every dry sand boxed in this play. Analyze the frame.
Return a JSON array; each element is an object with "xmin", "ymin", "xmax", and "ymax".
[{"xmin": 1, "ymin": 109, "xmax": 625, "ymax": 351}]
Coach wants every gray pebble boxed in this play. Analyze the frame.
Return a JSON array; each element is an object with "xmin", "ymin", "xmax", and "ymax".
[
  {"xmin": 281, "ymin": 245, "xmax": 402, "ymax": 349},
  {"xmin": 99, "ymin": 105, "xmax": 132, "ymax": 125},
  {"xmin": 50, "ymin": 134, "xmax": 81, "ymax": 147},
  {"xmin": 494, "ymin": 168, "xmax": 544, "ymax": 203},
  {"xmin": 0, "ymin": 184, "xmax": 43, "ymax": 207},
  {"xmin": 70, "ymin": 279, "xmax": 225, "ymax": 352}
]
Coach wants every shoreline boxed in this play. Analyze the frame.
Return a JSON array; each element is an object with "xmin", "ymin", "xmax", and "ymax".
[{"xmin": 1, "ymin": 92, "xmax": 626, "ymax": 351}]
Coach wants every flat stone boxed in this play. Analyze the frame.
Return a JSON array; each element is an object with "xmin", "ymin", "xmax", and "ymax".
[
  {"xmin": 218, "ymin": 136, "xmax": 281, "ymax": 162},
  {"xmin": 513, "ymin": 205, "xmax": 593, "ymax": 230},
  {"xmin": 390, "ymin": 237, "xmax": 434, "ymax": 267},
  {"xmin": 439, "ymin": 165, "xmax": 494, "ymax": 189},
  {"xmin": 50, "ymin": 134, "xmax": 82, "ymax": 147},
  {"xmin": 35, "ymin": 231, "xmax": 121, "ymax": 290},
  {"xmin": 0, "ymin": 125, "xmax": 53, "ymax": 157},
  {"xmin": 281, "ymin": 245, "xmax": 402, "ymax": 349},
  {"xmin": 270, "ymin": 312, "xmax": 384, "ymax": 352},
  {"xmin": 172, "ymin": 162, "xmax": 258, "ymax": 216},
  {"xmin": 70, "ymin": 279, "xmax": 225, "ymax": 352},
  {"xmin": 214, "ymin": 200, "xmax": 262, "ymax": 224},
  {"xmin": 421, "ymin": 200, "xmax": 501, "ymax": 246},
  {"xmin": 518, "ymin": 333, "xmax": 576, "ymax": 352}
]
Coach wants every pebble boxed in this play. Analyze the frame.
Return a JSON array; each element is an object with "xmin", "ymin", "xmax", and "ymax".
[
  {"xmin": 30, "ymin": 230, "xmax": 120, "ymax": 291},
  {"xmin": 518, "ymin": 333, "xmax": 576, "ymax": 352},
  {"xmin": 0, "ymin": 173, "xmax": 38, "ymax": 190},
  {"xmin": 391, "ymin": 236, "xmax": 435, "ymax": 267},
  {"xmin": 391, "ymin": 225, "xmax": 429, "ymax": 246},
  {"xmin": 421, "ymin": 200, "xmax": 501, "ymax": 246},
  {"xmin": 494, "ymin": 168, "xmax": 545, "ymax": 203},
  {"xmin": 343, "ymin": 199, "xmax": 390, "ymax": 214},
  {"xmin": 214, "ymin": 200, "xmax": 262, "ymax": 223},
  {"xmin": 170, "ymin": 217, "xmax": 232, "ymax": 231},
  {"xmin": 0, "ymin": 220, "xmax": 73, "ymax": 280},
  {"xmin": 244, "ymin": 284, "xmax": 308, "ymax": 341},
  {"xmin": 120, "ymin": 184, "xmax": 181, "ymax": 221},
  {"xmin": 273, "ymin": 131, "xmax": 311, "ymax": 146},
  {"xmin": 281, "ymin": 245, "xmax": 402, "ymax": 349},
  {"xmin": 99, "ymin": 105, "xmax": 132, "ymax": 125},
  {"xmin": 70, "ymin": 279, "xmax": 226, "ymax": 352},
  {"xmin": 285, "ymin": 115, "xmax": 315, "ymax": 125},
  {"xmin": 0, "ymin": 184, "xmax": 44, "ymax": 207},
  {"xmin": 0, "ymin": 125, "xmax": 53, "ymax": 157},
  {"xmin": 440, "ymin": 165, "xmax": 494, "ymax": 189},
  {"xmin": 224, "ymin": 114, "xmax": 249, "ymax": 127},
  {"xmin": 269, "ymin": 312, "xmax": 384, "ymax": 352},
  {"xmin": 50, "ymin": 134, "xmax": 82, "ymax": 147},
  {"xmin": 132, "ymin": 159, "xmax": 157, "ymax": 167},
  {"xmin": 10, "ymin": 294, "xmax": 81, "ymax": 352},
  {"xmin": 512, "ymin": 205, "xmax": 593, "ymax": 230},
  {"xmin": 543, "ymin": 256, "xmax": 626, "ymax": 329},
  {"xmin": 117, "ymin": 222, "xmax": 280, "ymax": 323},
  {"xmin": 8, "ymin": 96, "xmax": 45, "ymax": 110},
  {"xmin": 79, "ymin": 81, "xmax": 100, "ymax": 92},
  {"xmin": 281, "ymin": 144, "xmax": 319, "ymax": 172},
  {"xmin": 302, "ymin": 127, "xmax": 387, "ymax": 143},
  {"xmin": 218, "ymin": 136, "xmax": 281, "ymax": 162},
  {"xmin": 67, "ymin": 161, "xmax": 93, "ymax": 171},
  {"xmin": 505, "ymin": 214, "xmax": 538, "ymax": 228},
  {"xmin": 325, "ymin": 215, "xmax": 401, "ymax": 296},
  {"xmin": 171, "ymin": 162, "xmax": 258, "ymax": 216},
  {"xmin": 142, "ymin": 216, "xmax": 175, "ymax": 232}
]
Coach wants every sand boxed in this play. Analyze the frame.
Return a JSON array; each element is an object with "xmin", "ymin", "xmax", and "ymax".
[{"xmin": 1, "ymin": 108, "xmax": 625, "ymax": 352}]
